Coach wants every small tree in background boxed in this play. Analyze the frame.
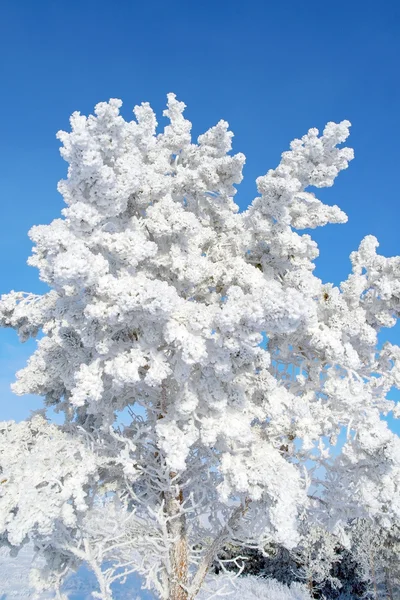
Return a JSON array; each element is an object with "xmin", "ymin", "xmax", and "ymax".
[
  {"xmin": 0, "ymin": 95, "xmax": 400, "ymax": 599},
  {"xmin": 350, "ymin": 519, "xmax": 400, "ymax": 600}
]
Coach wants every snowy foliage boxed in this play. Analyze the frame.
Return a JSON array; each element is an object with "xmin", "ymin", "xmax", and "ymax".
[
  {"xmin": 0, "ymin": 416, "xmax": 102, "ymax": 546},
  {"xmin": 0, "ymin": 94, "xmax": 399, "ymax": 599}
]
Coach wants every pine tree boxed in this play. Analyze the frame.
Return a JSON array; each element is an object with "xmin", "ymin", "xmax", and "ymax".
[{"xmin": 0, "ymin": 95, "xmax": 400, "ymax": 599}]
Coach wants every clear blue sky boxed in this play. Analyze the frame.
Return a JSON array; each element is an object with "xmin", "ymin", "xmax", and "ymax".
[{"xmin": 0, "ymin": 0, "xmax": 399, "ymax": 423}]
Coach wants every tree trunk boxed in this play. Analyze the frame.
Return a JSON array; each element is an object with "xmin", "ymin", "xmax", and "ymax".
[
  {"xmin": 158, "ymin": 384, "xmax": 188, "ymax": 600},
  {"xmin": 307, "ymin": 576, "xmax": 314, "ymax": 598},
  {"xmin": 385, "ymin": 566, "xmax": 394, "ymax": 600},
  {"xmin": 189, "ymin": 501, "xmax": 250, "ymax": 600},
  {"xmin": 166, "ymin": 488, "xmax": 188, "ymax": 600},
  {"xmin": 370, "ymin": 549, "xmax": 378, "ymax": 600}
]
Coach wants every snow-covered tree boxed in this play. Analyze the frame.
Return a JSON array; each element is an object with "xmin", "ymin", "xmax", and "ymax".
[
  {"xmin": 290, "ymin": 524, "xmax": 342, "ymax": 596},
  {"xmin": 0, "ymin": 94, "xmax": 399, "ymax": 600},
  {"xmin": 349, "ymin": 519, "xmax": 400, "ymax": 600}
]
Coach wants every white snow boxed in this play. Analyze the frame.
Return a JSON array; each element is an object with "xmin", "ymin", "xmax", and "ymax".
[
  {"xmin": 197, "ymin": 575, "xmax": 311, "ymax": 600},
  {"xmin": 0, "ymin": 545, "xmax": 52, "ymax": 599}
]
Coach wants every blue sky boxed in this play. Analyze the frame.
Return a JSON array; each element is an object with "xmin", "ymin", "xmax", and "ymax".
[{"xmin": 0, "ymin": 0, "xmax": 399, "ymax": 423}]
